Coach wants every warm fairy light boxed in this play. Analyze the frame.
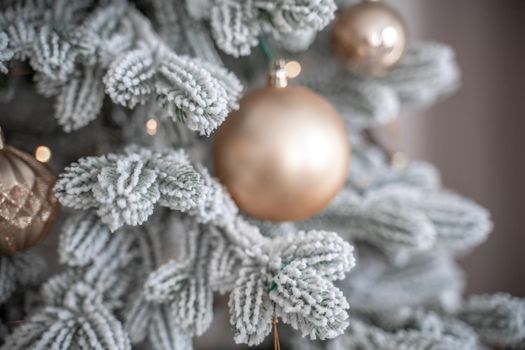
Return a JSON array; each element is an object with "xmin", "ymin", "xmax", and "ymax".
[
  {"xmin": 146, "ymin": 118, "xmax": 158, "ymax": 136},
  {"xmin": 35, "ymin": 145, "xmax": 51, "ymax": 163},
  {"xmin": 285, "ymin": 61, "xmax": 302, "ymax": 79}
]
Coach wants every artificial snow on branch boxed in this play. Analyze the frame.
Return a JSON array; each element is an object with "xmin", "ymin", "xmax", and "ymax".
[
  {"xmin": 0, "ymin": 32, "xmax": 13, "ymax": 73},
  {"xmin": 30, "ymin": 25, "xmax": 79, "ymax": 81},
  {"xmin": 104, "ymin": 46, "xmax": 157, "ymax": 108},
  {"xmin": 154, "ymin": 53, "xmax": 242, "ymax": 136},
  {"xmin": 189, "ymin": 166, "xmax": 238, "ymax": 226},
  {"xmin": 7, "ymin": 214, "xmax": 164, "ymax": 350},
  {"xmin": 54, "ymin": 146, "xmax": 205, "ymax": 231},
  {"xmin": 210, "ymin": 1, "xmax": 258, "ymax": 57},
  {"xmin": 1, "ymin": 1, "xmax": 523, "ymax": 350},
  {"xmin": 1, "ymin": 283, "xmax": 131, "ymax": 350},
  {"xmin": 140, "ymin": 214, "xmax": 355, "ymax": 346},
  {"xmin": 271, "ymin": 260, "xmax": 350, "ymax": 340},
  {"xmin": 297, "ymin": 38, "xmax": 460, "ymax": 128},
  {"xmin": 55, "ymin": 66, "xmax": 105, "ymax": 132},
  {"xmin": 148, "ymin": 305, "xmax": 193, "ymax": 350},
  {"xmin": 58, "ymin": 211, "xmax": 112, "ymax": 267},
  {"xmin": 207, "ymin": 0, "xmax": 337, "ymax": 57},
  {"xmin": 342, "ymin": 248, "xmax": 464, "ymax": 315},
  {"xmin": 306, "ymin": 137, "xmax": 492, "ymax": 261},
  {"xmin": 144, "ymin": 220, "xmax": 214, "ymax": 336},
  {"xmin": 0, "ymin": 1, "xmax": 242, "ymax": 134},
  {"xmin": 302, "ymin": 190, "xmax": 437, "ymax": 260},
  {"xmin": 0, "ymin": 252, "xmax": 45, "ymax": 304},
  {"xmin": 366, "ymin": 186, "xmax": 492, "ymax": 251},
  {"xmin": 458, "ymin": 294, "xmax": 525, "ymax": 348},
  {"xmin": 293, "ymin": 311, "xmax": 478, "ymax": 350},
  {"xmin": 227, "ymin": 226, "xmax": 355, "ymax": 345}
]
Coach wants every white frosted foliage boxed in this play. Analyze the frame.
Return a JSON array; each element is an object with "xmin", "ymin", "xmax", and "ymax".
[
  {"xmin": 59, "ymin": 211, "xmax": 112, "ymax": 267},
  {"xmin": 0, "ymin": 284, "xmax": 131, "ymax": 350},
  {"xmin": 227, "ymin": 229, "xmax": 355, "ymax": 345},
  {"xmin": 55, "ymin": 66, "xmax": 105, "ymax": 132},
  {"xmin": 271, "ymin": 260, "xmax": 350, "ymax": 340},
  {"xmin": 54, "ymin": 146, "xmax": 206, "ymax": 231},
  {"xmin": 0, "ymin": 252, "xmax": 45, "ymax": 304},
  {"xmin": 229, "ymin": 268, "xmax": 274, "ymax": 345},
  {"xmin": 209, "ymin": 0, "xmax": 336, "ymax": 56},
  {"xmin": 458, "ymin": 294, "xmax": 525, "ymax": 347},
  {"xmin": 0, "ymin": 1, "xmax": 523, "ymax": 350}
]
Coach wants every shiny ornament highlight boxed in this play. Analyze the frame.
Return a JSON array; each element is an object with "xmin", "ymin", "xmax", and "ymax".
[
  {"xmin": 213, "ymin": 61, "xmax": 350, "ymax": 221},
  {"xmin": 331, "ymin": 0, "xmax": 407, "ymax": 76},
  {"xmin": 0, "ymin": 144, "xmax": 59, "ymax": 255}
]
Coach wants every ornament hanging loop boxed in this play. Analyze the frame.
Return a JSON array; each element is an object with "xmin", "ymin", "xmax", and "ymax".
[{"xmin": 268, "ymin": 59, "xmax": 288, "ymax": 88}]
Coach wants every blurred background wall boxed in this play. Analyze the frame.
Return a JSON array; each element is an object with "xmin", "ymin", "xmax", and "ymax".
[{"xmin": 390, "ymin": 0, "xmax": 525, "ymax": 296}]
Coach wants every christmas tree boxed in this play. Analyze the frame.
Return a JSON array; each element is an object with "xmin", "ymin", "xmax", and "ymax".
[{"xmin": 1, "ymin": 1, "xmax": 524, "ymax": 349}]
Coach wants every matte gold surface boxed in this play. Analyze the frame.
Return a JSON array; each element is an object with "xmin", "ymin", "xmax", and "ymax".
[
  {"xmin": 331, "ymin": 0, "xmax": 407, "ymax": 76},
  {"xmin": 0, "ymin": 146, "xmax": 59, "ymax": 255},
  {"xmin": 213, "ymin": 85, "xmax": 350, "ymax": 222}
]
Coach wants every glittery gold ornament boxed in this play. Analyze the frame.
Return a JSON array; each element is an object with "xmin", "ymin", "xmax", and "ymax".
[
  {"xmin": 0, "ymin": 130, "xmax": 59, "ymax": 255},
  {"xmin": 213, "ymin": 60, "xmax": 350, "ymax": 222},
  {"xmin": 331, "ymin": 0, "xmax": 407, "ymax": 76}
]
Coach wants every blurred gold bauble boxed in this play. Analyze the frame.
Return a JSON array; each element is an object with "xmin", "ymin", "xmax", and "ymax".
[
  {"xmin": 213, "ymin": 61, "xmax": 350, "ymax": 222},
  {"xmin": 331, "ymin": 0, "xmax": 407, "ymax": 76},
  {"xmin": 0, "ymin": 142, "xmax": 59, "ymax": 255}
]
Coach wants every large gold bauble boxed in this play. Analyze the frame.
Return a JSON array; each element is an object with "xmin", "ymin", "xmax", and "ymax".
[
  {"xmin": 0, "ymin": 145, "xmax": 59, "ymax": 255},
  {"xmin": 213, "ymin": 84, "xmax": 350, "ymax": 222},
  {"xmin": 331, "ymin": 0, "xmax": 407, "ymax": 77}
]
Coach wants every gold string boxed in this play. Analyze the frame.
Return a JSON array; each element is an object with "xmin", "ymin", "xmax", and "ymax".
[{"xmin": 273, "ymin": 315, "xmax": 281, "ymax": 350}]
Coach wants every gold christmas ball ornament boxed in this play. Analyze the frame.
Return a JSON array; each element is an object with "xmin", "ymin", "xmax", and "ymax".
[
  {"xmin": 331, "ymin": 0, "xmax": 407, "ymax": 77},
  {"xmin": 213, "ymin": 60, "xmax": 350, "ymax": 222},
  {"xmin": 0, "ymin": 129, "xmax": 59, "ymax": 255}
]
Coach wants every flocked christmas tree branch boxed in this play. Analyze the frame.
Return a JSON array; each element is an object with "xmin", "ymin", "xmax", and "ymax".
[
  {"xmin": 1, "ymin": 1, "xmax": 524, "ymax": 350},
  {"xmin": 1, "ymin": 0, "xmax": 242, "ymax": 134}
]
